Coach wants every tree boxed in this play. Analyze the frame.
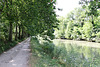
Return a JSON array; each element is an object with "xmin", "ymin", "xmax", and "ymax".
[{"xmin": 79, "ymin": 0, "xmax": 100, "ymax": 26}]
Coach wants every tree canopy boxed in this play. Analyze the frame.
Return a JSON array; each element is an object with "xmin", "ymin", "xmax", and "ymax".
[
  {"xmin": 0, "ymin": 0, "xmax": 58, "ymax": 42},
  {"xmin": 54, "ymin": 7, "xmax": 100, "ymax": 42},
  {"xmin": 0, "ymin": 0, "xmax": 58, "ymax": 53}
]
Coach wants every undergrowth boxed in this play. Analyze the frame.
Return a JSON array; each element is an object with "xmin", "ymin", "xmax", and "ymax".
[
  {"xmin": 30, "ymin": 36, "xmax": 68, "ymax": 67},
  {"xmin": 0, "ymin": 39, "xmax": 25, "ymax": 54},
  {"xmin": 30, "ymin": 36, "xmax": 100, "ymax": 67}
]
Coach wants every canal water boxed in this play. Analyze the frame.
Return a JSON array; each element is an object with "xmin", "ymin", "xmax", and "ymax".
[{"xmin": 53, "ymin": 39, "xmax": 100, "ymax": 67}]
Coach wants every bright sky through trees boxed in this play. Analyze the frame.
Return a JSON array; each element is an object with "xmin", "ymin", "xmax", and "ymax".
[{"xmin": 56, "ymin": 0, "xmax": 80, "ymax": 17}]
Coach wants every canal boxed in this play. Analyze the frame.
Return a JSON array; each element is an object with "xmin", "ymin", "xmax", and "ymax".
[{"xmin": 53, "ymin": 39, "xmax": 100, "ymax": 67}]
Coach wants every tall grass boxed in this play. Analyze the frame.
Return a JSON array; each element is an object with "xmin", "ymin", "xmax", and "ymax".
[{"xmin": 30, "ymin": 36, "xmax": 66, "ymax": 67}]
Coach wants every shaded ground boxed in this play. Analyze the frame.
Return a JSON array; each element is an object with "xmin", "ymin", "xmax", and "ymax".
[{"xmin": 0, "ymin": 38, "xmax": 30, "ymax": 67}]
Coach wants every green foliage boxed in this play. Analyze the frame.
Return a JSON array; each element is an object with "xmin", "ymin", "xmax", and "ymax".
[
  {"xmin": 30, "ymin": 37, "xmax": 67, "ymax": 67},
  {"xmin": 79, "ymin": 0, "xmax": 100, "ymax": 26},
  {"xmin": 0, "ymin": 39, "xmax": 24, "ymax": 54},
  {"xmin": 30, "ymin": 37, "xmax": 100, "ymax": 67},
  {"xmin": 30, "ymin": 36, "xmax": 54, "ymax": 56},
  {"xmin": 71, "ymin": 27, "xmax": 81, "ymax": 40},
  {"xmin": 96, "ymin": 32, "xmax": 100, "ymax": 38},
  {"xmin": 54, "ymin": 6, "xmax": 100, "ymax": 42},
  {"xmin": 79, "ymin": 0, "xmax": 99, "ymax": 16},
  {"xmin": 54, "ymin": 17, "xmax": 66, "ymax": 38},
  {"xmin": 95, "ymin": 32, "xmax": 100, "ymax": 43},
  {"xmin": 83, "ymin": 22, "xmax": 93, "ymax": 40},
  {"xmin": 0, "ymin": 0, "xmax": 58, "ymax": 53},
  {"xmin": 65, "ymin": 21, "xmax": 73, "ymax": 39},
  {"xmin": 27, "ymin": 0, "xmax": 58, "ymax": 37}
]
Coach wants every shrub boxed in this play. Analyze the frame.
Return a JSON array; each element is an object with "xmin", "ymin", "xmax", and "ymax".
[
  {"xmin": 65, "ymin": 21, "xmax": 73, "ymax": 39},
  {"xmin": 83, "ymin": 22, "xmax": 93, "ymax": 41},
  {"xmin": 95, "ymin": 32, "xmax": 100, "ymax": 43},
  {"xmin": 96, "ymin": 32, "xmax": 100, "ymax": 38}
]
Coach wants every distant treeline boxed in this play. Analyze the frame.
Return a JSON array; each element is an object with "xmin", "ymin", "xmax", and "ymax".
[{"xmin": 54, "ymin": 4, "xmax": 100, "ymax": 42}]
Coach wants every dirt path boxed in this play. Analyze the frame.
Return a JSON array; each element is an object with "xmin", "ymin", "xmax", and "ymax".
[{"xmin": 0, "ymin": 38, "xmax": 31, "ymax": 67}]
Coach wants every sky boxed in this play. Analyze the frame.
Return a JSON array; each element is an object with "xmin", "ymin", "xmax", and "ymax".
[{"xmin": 55, "ymin": 0, "xmax": 81, "ymax": 17}]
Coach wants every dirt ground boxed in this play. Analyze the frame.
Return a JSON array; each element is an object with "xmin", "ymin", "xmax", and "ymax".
[{"xmin": 0, "ymin": 38, "xmax": 31, "ymax": 67}]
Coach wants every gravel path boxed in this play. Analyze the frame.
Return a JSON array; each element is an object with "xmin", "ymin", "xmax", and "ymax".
[{"xmin": 0, "ymin": 38, "xmax": 31, "ymax": 67}]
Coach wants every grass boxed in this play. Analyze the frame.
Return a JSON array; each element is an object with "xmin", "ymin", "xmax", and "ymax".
[{"xmin": 30, "ymin": 36, "xmax": 69, "ymax": 67}]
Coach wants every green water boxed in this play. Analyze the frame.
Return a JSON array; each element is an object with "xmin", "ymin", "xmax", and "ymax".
[{"xmin": 53, "ymin": 39, "xmax": 100, "ymax": 67}]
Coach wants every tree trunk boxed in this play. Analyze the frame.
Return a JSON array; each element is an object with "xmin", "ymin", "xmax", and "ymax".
[
  {"xmin": 9, "ymin": 22, "xmax": 13, "ymax": 42},
  {"xmin": 15, "ymin": 23, "xmax": 18, "ymax": 40},
  {"xmin": 19, "ymin": 25, "xmax": 21, "ymax": 39},
  {"xmin": 22, "ymin": 26, "xmax": 24, "ymax": 39},
  {"xmin": 92, "ymin": 15, "xmax": 94, "ymax": 26},
  {"xmin": 28, "ymin": 34, "xmax": 30, "ymax": 37}
]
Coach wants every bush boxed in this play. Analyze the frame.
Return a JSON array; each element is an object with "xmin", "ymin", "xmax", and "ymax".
[
  {"xmin": 71, "ymin": 27, "xmax": 82, "ymax": 40},
  {"xmin": 30, "ymin": 37, "xmax": 68, "ymax": 66},
  {"xmin": 96, "ymin": 32, "xmax": 100, "ymax": 38},
  {"xmin": 0, "ymin": 39, "xmax": 23, "ymax": 54},
  {"xmin": 82, "ymin": 22, "xmax": 93, "ymax": 41},
  {"xmin": 65, "ymin": 21, "xmax": 73, "ymax": 39},
  {"xmin": 95, "ymin": 32, "xmax": 100, "ymax": 43},
  {"xmin": 30, "ymin": 36, "xmax": 54, "ymax": 56},
  {"xmin": 41, "ymin": 42, "xmax": 54, "ymax": 56},
  {"xmin": 54, "ymin": 29, "xmax": 62, "ymax": 38}
]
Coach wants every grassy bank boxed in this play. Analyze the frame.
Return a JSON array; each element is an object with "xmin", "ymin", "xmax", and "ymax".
[
  {"xmin": 30, "ymin": 37, "xmax": 63, "ymax": 67},
  {"xmin": 30, "ymin": 36, "xmax": 72, "ymax": 67},
  {"xmin": 30, "ymin": 37, "xmax": 100, "ymax": 67}
]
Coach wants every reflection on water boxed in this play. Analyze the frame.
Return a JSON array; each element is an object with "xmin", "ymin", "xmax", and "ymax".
[{"xmin": 53, "ymin": 39, "xmax": 100, "ymax": 67}]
